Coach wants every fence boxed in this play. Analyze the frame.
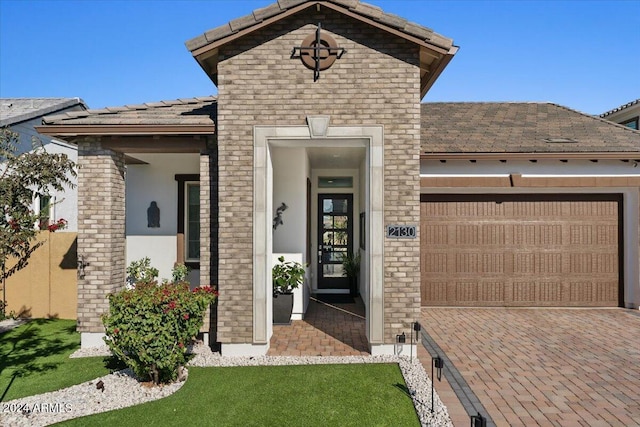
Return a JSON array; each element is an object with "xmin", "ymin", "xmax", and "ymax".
[{"xmin": 3, "ymin": 231, "xmax": 77, "ymax": 319}]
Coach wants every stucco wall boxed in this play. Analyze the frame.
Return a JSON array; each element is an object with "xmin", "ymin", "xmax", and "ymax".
[
  {"xmin": 216, "ymin": 8, "xmax": 421, "ymax": 344},
  {"xmin": 125, "ymin": 153, "xmax": 200, "ymax": 282},
  {"xmin": 12, "ymin": 117, "xmax": 78, "ymax": 231}
]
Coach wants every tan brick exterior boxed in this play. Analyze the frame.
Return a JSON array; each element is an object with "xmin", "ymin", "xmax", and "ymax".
[
  {"xmin": 217, "ymin": 9, "xmax": 421, "ymax": 344},
  {"xmin": 200, "ymin": 142, "xmax": 218, "ymax": 337},
  {"xmin": 77, "ymin": 139, "xmax": 126, "ymax": 333}
]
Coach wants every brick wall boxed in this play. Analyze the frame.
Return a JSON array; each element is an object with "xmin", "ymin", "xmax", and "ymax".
[
  {"xmin": 216, "ymin": 9, "xmax": 421, "ymax": 344},
  {"xmin": 76, "ymin": 139, "xmax": 126, "ymax": 333}
]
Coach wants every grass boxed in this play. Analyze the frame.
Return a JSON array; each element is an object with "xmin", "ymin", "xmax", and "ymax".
[
  {"xmin": 0, "ymin": 319, "xmax": 113, "ymax": 402},
  {"xmin": 59, "ymin": 364, "xmax": 420, "ymax": 427}
]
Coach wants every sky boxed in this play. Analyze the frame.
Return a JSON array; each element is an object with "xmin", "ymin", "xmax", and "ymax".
[{"xmin": 0, "ymin": 0, "xmax": 638, "ymax": 115}]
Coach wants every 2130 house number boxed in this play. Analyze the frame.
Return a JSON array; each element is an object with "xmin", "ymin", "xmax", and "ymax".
[{"xmin": 386, "ymin": 225, "xmax": 417, "ymax": 239}]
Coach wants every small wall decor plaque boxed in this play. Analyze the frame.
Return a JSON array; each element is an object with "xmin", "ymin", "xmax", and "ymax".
[{"xmin": 147, "ymin": 201, "xmax": 160, "ymax": 228}]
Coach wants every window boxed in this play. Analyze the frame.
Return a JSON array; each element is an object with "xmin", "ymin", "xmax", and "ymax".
[
  {"xmin": 186, "ymin": 183, "xmax": 200, "ymax": 261},
  {"xmin": 318, "ymin": 176, "xmax": 353, "ymax": 188},
  {"xmin": 175, "ymin": 174, "xmax": 200, "ymax": 267},
  {"xmin": 620, "ymin": 117, "xmax": 639, "ymax": 130},
  {"xmin": 38, "ymin": 194, "xmax": 51, "ymax": 230}
]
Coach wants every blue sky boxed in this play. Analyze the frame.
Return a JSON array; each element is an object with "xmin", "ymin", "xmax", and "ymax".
[{"xmin": 1, "ymin": 0, "xmax": 638, "ymax": 115}]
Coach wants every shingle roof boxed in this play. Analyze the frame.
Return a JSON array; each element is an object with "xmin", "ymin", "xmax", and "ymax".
[
  {"xmin": 421, "ymin": 102, "xmax": 640, "ymax": 154},
  {"xmin": 41, "ymin": 96, "xmax": 217, "ymax": 127},
  {"xmin": 599, "ymin": 99, "xmax": 639, "ymax": 118},
  {"xmin": 185, "ymin": 0, "xmax": 453, "ymax": 52},
  {"xmin": 0, "ymin": 97, "xmax": 87, "ymax": 127}
]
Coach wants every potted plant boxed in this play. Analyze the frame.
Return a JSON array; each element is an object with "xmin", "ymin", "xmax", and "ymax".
[
  {"xmin": 272, "ymin": 256, "xmax": 305, "ymax": 324},
  {"xmin": 341, "ymin": 252, "xmax": 360, "ymax": 297}
]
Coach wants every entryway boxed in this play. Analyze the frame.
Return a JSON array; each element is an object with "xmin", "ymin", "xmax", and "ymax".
[
  {"xmin": 318, "ymin": 193, "xmax": 353, "ymax": 291},
  {"xmin": 268, "ymin": 296, "xmax": 368, "ymax": 356}
]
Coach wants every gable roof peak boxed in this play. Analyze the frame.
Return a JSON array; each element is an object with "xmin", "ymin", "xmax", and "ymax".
[{"xmin": 186, "ymin": 1, "xmax": 453, "ymax": 52}]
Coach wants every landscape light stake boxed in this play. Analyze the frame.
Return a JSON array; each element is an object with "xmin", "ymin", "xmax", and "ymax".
[
  {"xmin": 411, "ymin": 321, "xmax": 422, "ymax": 362},
  {"xmin": 471, "ymin": 413, "xmax": 487, "ymax": 427},
  {"xmin": 395, "ymin": 332, "xmax": 406, "ymax": 355},
  {"xmin": 431, "ymin": 355, "xmax": 443, "ymax": 413}
]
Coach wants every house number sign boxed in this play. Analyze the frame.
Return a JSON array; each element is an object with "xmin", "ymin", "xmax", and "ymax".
[{"xmin": 386, "ymin": 225, "xmax": 417, "ymax": 239}]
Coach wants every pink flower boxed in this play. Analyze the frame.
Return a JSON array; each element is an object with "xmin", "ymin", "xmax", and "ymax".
[
  {"xmin": 183, "ymin": 313, "xmax": 189, "ymax": 320},
  {"xmin": 178, "ymin": 342, "xmax": 184, "ymax": 348}
]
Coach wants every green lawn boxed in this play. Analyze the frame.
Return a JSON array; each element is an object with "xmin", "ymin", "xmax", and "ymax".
[
  {"xmin": 0, "ymin": 319, "xmax": 112, "ymax": 401},
  {"xmin": 60, "ymin": 364, "xmax": 420, "ymax": 427}
]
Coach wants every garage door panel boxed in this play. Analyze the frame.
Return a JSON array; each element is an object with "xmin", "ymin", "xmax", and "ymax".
[{"xmin": 421, "ymin": 195, "xmax": 621, "ymax": 307}]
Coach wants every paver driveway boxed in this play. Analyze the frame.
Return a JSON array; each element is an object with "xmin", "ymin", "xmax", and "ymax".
[{"xmin": 421, "ymin": 308, "xmax": 640, "ymax": 427}]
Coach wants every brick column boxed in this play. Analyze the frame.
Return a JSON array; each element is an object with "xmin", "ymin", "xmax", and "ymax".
[
  {"xmin": 199, "ymin": 141, "xmax": 218, "ymax": 343},
  {"xmin": 76, "ymin": 139, "xmax": 125, "ymax": 346}
]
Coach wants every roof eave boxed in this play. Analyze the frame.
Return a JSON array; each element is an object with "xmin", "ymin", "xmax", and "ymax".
[
  {"xmin": 421, "ymin": 45, "xmax": 458, "ymax": 99},
  {"xmin": 35, "ymin": 124, "xmax": 215, "ymax": 138},
  {"xmin": 421, "ymin": 152, "xmax": 640, "ymax": 161}
]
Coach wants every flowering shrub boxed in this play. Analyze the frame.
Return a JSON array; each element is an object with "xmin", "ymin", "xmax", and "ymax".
[
  {"xmin": 102, "ymin": 281, "xmax": 218, "ymax": 384},
  {"xmin": 46, "ymin": 218, "xmax": 67, "ymax": 232}
]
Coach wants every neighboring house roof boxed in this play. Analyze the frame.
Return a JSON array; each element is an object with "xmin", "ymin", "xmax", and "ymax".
[
  {"xmin": 421, "ymin": 102, "xmax": 640, "ymax": 159},
  {"xmin": 186, "ymin": 0, "xmax": 457, "ymax": 98},
  {"xmin": 38, "ymin": 96, "xmax": 217, "ymax": 137},
  {"xmin": 0, "ymin": 97, "xmax": 87, "ymax": 127},
  {"xmin": 599, "ymin": 99, "xmax": 639, "ymax": 118}
]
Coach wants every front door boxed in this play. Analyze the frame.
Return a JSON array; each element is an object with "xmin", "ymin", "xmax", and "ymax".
[{"xmin": 318, "ymin": 194, "xmax": 353, "ymax": 290}]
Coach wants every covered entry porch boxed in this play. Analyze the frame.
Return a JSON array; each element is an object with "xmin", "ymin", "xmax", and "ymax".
[{"xmin": 249, "ymin": 121, "xmax": 388, "ymax": 356}]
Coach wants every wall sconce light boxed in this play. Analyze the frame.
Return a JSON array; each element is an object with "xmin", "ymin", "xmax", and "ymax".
[
  {"xmin": 77, "ymin": 255, "xmax": 88, "ymax": 279},
  {"xmin": 273, "ymin": 203, "xmax": 288, "ymax": 230}
]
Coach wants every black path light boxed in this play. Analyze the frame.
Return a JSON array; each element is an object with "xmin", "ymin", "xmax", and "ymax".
[
  {"xmin": 471, "ymin": 413, "xmax": 487, "ymax": 427},
  {"xmin": 410, "ymin": 321, "xmax": 421, "ymax": 362},
  {"xmin": 431, "ymin": 355, "xmax": 443, "ymax": 413}
]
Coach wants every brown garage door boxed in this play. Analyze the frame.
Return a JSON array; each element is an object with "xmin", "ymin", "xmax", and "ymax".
[{"xmin": 421, "ymin": 194, "xmax": 622, "ymax": 307}]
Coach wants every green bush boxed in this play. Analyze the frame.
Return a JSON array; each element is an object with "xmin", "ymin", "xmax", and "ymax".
[{"xmin": 102, "ymin": 282, "xmax": 217, "ymax": 384}]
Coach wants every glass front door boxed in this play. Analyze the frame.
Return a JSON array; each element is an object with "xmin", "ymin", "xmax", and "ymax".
[{"xmin": 318, "ymin": 194, "xmax": 353, "ymax": 289}]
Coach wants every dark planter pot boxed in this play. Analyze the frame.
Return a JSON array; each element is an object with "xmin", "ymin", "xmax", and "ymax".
[
  {"xmin": 349, "ymin": 276, "xmax": 358, "ymax": 298},
  {"xmin": 273, "ymin": 293, "xmax": 294, "ymax": 325}
]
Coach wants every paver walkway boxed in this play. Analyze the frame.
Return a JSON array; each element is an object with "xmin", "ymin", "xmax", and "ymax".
[
  {"xmin": 268, "ymin": 297, "xmax": 368, "ymax": 356},
  {"xmin": 421, "ymin": 308, "xmax": 640, "ymax": 427}
]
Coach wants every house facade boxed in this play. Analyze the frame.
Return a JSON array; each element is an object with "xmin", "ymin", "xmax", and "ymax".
[
  {"xmin": 37, "ymin": 1, "xmax": 640, "ymax": 356},
  {"xmin": 600, "ymin": 99, "xmax": 639, "ymax": 130},
  {"xmin": 1, "ymin": 97, "xmax": 87, "ymax": 231}
]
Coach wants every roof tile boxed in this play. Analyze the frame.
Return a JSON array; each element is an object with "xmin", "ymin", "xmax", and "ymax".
[
  {"xmin": 374, "ymin": 12, "xmax": 408, "ymax": 30},
  {"xmin": 41, "ymin": 96, "xmax": 217, "ymax": 129},
  {"xmin": 421, "ymin": 102, "xmax": 640, "ymax": 154},
  {"xmin": 205, "ymin": 23, "xmax": 234, "ymax": 43},
  {"xmin": 186, "ymin": 1, "xmax": 454, "ymax": 53},
  {"xmin": 330, "ymin": 0, "xmax": 359, "ymax": 9},
  {"xmin": 229, "ymin": 14, "xmax": 259, "ymax": 32},
  {"xmin": 404, "ymin": 22, "xmax": 434, "ymax": 41},
  {"xmin": 185, "ymin": 34, "xmax": 208, "ymax": 51},
  {"xmin": 253, "ymin": 3, "xmax": 283, "ymax": 21},
  {"xmin": 277, "ymin": 0, "xmax": 307, "ymax": 9},
  {"xmin": 352, "ymin": 2, "xmax": 383, "ymax": 20}
]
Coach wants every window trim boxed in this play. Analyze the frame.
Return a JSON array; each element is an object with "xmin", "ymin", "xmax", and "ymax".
[
  {"xmin": 620, "ymin": 117, "xmax": 639, "ymax": 130},
  {"xmin": 175, "ymin": 174, "xmax": 200, "ymax": 269},
  {"xmin": 38, "ymin": 194, "xmax": 51, "ymax": 230}
]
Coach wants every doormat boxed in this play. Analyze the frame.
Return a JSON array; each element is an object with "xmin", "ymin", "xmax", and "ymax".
[{"xmin": 314, "ymin": 294, "xmax": 355, "ymax": 304}]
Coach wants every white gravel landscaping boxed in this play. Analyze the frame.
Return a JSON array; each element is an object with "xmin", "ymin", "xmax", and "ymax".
[{"xmin": 1, "ymin": 344, "xmax": 453, "ymax": 427}]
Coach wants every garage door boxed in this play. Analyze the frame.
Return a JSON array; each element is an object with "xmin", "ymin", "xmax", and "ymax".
[{"xmin": 421, "ymin": 194, "xmax": 622, "ymax": 307}]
